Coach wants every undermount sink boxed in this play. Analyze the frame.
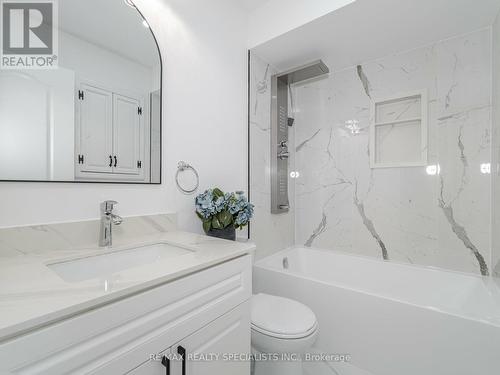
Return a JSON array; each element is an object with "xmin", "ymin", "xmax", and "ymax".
[{"xmin": 47, "ymin": 242, "xmax": 193, "ymax": 283}]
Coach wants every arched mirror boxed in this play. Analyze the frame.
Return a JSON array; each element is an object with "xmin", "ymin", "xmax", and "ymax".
[{"xmin": 0, "ymin": 0, "xmax": 161, "ymax": 183}]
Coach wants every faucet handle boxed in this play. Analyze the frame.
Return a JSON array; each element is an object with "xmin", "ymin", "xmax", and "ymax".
[{"xmin": 101, "ymin": 200, "xmax": 118, "ymax": 213}]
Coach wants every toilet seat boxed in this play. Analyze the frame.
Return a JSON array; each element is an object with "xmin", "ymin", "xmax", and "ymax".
[{"xmin": 251, "ymin": 293, "xmax": 318, "ymax": 339}]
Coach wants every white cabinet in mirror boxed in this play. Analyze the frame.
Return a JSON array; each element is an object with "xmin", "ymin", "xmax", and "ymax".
[
  {"xmin": 0, "ymin": 0, "xmax": 161, "ymax": 183},
  {"xmin": 75, "ymin": 82, "xmax": 147, "ymax": 181}
]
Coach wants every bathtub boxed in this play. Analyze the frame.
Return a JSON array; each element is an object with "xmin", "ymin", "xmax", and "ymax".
[{"xmin": 253, "ymin": 247, "xmax": 500, "ymax": 375}]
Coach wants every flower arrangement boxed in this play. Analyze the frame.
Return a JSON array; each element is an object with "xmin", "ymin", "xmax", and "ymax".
[{"xmin": 195, "ymin": 188, "xmax": 254, "ymax": 239}]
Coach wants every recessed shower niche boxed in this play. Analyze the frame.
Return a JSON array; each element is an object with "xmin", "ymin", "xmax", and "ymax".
[{"xmin": 370, "ymin": 91, "xmax": 428, "ymax": 168}]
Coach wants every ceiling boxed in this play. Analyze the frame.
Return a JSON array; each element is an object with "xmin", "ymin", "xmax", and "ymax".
[
  {"xmin": 235, "ymin": 0, "xmax": 270, "ymax": 12},
  {"xmin": 59, "ymin": 0, "xmax": 159, "ymax": 68},
  {"xmin": 252, "ymin": 0, "xmax": 500, "ymax": 72}
]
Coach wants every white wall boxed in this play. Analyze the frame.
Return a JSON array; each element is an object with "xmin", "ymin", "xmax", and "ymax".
[
  {"xmin": 0, "ymin": 69, "xmax": 75, "ymax": 181},
  {"xmin": 60, "ymin": 31, "xmax": 154, "ymax": 97},
  {"xmin": 247, "ymin": 0, "xmax": 355, "ymax": 48},
  {"xmin": 0, "ymin": 0, "xmax": 248, "ymax": 232}
]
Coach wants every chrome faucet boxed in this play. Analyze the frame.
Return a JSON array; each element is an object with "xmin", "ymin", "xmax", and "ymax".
[
  {"xmin": 99, "ymin": 200, "xmax": 123, "ymax": 247},
  {"xmin": 278, "ymin": 139, "xmax": 289, "ymax": 160}
]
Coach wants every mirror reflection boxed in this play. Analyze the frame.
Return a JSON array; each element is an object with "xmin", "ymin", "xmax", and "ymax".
[{"xmin": 0, "ymin": 0, "xmax": 161, "ymax": 183}]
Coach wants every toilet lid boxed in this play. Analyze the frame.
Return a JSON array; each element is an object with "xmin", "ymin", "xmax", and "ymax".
[{"xmin": 251, "ymin": 293, "xmax": 318, "ymax": 339}]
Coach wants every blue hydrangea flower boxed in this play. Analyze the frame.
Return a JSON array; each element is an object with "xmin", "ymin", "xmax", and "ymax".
[
  {"xmin": 196, "ymin": 189, "xmax": 253, "ymax": 229},
  {"xmin": 195, "ymin": 189, "xmax": 216, "ymax": 219},
  {"xmin": 228, "ymin": 192, "xmax": 247, "ymax": 214},
  {"xmin": 230, "ymin": 192, "xmax": 254, "ymax": 227},
  {"xmin": 213, "ymin": 193, "xmax": 231, "ymax": 213},
  {"xmin": 235, "ymin": 202, "xmax": 254, "ymax": 226}
]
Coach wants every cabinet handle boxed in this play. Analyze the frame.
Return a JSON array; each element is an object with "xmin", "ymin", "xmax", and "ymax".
[
  {"xmin": 177, "ymin": 346, "xmax": 186, "ymax": 375},
  {"xmin": 114, "ymin": 155, "xmax": 117, "ymax": 167},
  {"xmin": 109, "ymin": 155, "xmax": 113, "ymax": 167},
  {"xmin": 161, "ymin": 355, "xmax": 170, "ymax": 375}
]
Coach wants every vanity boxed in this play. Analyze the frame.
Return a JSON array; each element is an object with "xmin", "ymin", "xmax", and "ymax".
[
  {"xmin": 0, "ymin": 217, "xmax": 254, "ymax": 375},
  {"xmin": 0, "ymin": 1, "xmax": 254, "ymax": 374}
]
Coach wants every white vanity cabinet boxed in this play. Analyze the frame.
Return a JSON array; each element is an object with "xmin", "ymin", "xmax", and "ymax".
[
  {"xmin": 0, "ymin": 255, "xmax": 252, "ymax": 375},
  {"xmin": 76, "ymin": 83, "xmax": 146, "ymax": 181},
  {"xmin": 128, "ymin": 301, "xmax": 250, "ymax": 375}
]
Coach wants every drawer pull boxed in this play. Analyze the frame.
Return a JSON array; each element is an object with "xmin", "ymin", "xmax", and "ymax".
[
  {"xmin": 177, "ymin": 346, "xmax": 186, "ymax": 375},
  {"xmin": 161, "ymin": 355, "xmax": 170, "ymax": 375}
]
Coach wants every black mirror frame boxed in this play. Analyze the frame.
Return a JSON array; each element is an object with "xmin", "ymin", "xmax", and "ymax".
[{"xmin": 0, "ymin": 3, "xmax": 163, "ymax": 185}]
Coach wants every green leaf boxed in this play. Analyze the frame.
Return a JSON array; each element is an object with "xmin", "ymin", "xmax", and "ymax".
[
  {"xmin": 212, "ymin": 216, "xmax": 223, "ymax": 229},
  {"xmin": 213, "ymin": 188, "xmax": 224, "ymax": 198},
  {"xmin": 196, "ymin": 211, "xmax": 204, "ymax": 220},
  {"xmin": 218, "ymin": 210, "xmax": 233, "ymax": 227},
  {"xmin": 202, "ymin": 220, "xmax": 211, "ymax": 233}
]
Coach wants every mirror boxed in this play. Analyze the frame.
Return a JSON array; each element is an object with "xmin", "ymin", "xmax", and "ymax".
[{"xmin": 0, "ymin": 0, "xmax": 161, "ymax": 183}]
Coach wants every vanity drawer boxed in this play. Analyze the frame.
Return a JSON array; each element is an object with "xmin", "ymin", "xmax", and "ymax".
[{"xmin": 0, "ymin": 255, "xmax": 252, "ymax": 374}]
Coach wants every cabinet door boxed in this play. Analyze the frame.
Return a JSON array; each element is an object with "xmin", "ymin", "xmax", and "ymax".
[
  {"xmin": 113, "ymin": 93, "xmax": 142, "ymax": 175},
  {"xmin": 127, "ymin": 349, "xmax": 172, "ymax": 375},
  {"xmin": 171, "ymin": 301, "xmax": 251, "ymax": 375},
  {"xmin": 77, "ymin": 84, "xmax": 113, "ymax": 173}
]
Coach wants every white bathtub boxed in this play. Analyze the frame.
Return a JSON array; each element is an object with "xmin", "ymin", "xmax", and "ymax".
[{"xmin": 253, "ymin": 247, "xmax": 500, "ymax": 375}]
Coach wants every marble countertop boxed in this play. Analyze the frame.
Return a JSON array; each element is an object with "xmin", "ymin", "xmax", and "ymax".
[{"xmin": 0, "ymin": 231, "xmax": 255, "ymax": 342}]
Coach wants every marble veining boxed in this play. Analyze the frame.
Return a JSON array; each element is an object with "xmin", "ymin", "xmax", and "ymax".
[
  {"xmin": 296, "ymin": 129, "xmax": 321, "ymax": 152},
  {"xmin": 438, "ymin": 191, "xmax": 489, "ymax": 275},
  {"xmin": 254, "ymin": 63, "xmax": 270, "ymax": 116},
  {"xmin": 354, "ymin": 181, "xmax": 389, "ymax": 261},
  {"xmin": 356, "ymin": 65, "xmax": 372, "ymax": 99},
  {"xmin": 288, "ymin": 28, "xmax": 493, "ymax": 275},
  {"xmin": 435, "ymin": 124, "xmax": 489, "ymax": 275},
  {"xmin": 304, "ymin": 212, "xmax": 327, "ymax": 247}
]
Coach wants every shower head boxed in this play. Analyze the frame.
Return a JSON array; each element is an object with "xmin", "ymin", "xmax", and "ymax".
[{"xmin": 278, "ymin": 60, "xmax": 329, "ymax": 84}]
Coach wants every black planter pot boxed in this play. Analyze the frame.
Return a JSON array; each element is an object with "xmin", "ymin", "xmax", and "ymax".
[{"xmin": 206, "ymin": 225, "xmax": 236, "ymax": 241}]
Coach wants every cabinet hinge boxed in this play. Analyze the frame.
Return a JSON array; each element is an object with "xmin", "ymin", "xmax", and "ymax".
[
  {"xmin": 138, "ymin": 106, "xmax": 143, "ymax": 115},
  {"xmin": 78, "ymin": 90, "xmax": 84, "ymax": 100},
  {"xmin": 78, "ymin": 154, "xmax": 84, "ymax": 164},
  {"xmin": 137, "ymin": 160, "xmax": 142, "ymax": 168}
]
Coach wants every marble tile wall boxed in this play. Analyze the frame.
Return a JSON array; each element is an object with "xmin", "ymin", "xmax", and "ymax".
[
  {"xmin": 493, "ymin": 14, "xmax": 500, "ymax": 278},
  {"xmin": 292, "ymin": 29, "xmax": 493, "ymax": 275},
  {"xmin": 0, "ymin": 214, "xmax": 177, "ymax": 257},
  {"xmin": 249, "ymin": 53, "xmax": 295, "ymax": 260}
]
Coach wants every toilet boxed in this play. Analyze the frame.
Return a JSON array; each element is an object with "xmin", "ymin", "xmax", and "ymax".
[{"xmin": 251, "ymin": 293, "xmax": 318, "ymax": 375}]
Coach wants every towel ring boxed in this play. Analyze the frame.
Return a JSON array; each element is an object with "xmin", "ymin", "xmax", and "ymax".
[{"xmin": 175, "ymin": 161, "xmax": 199, "ymax": 194}]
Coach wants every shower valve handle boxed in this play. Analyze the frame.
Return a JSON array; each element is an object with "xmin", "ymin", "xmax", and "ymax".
[{"xmin": 278, "ymin": 151, "xmax": 289, "ymax": 160}]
